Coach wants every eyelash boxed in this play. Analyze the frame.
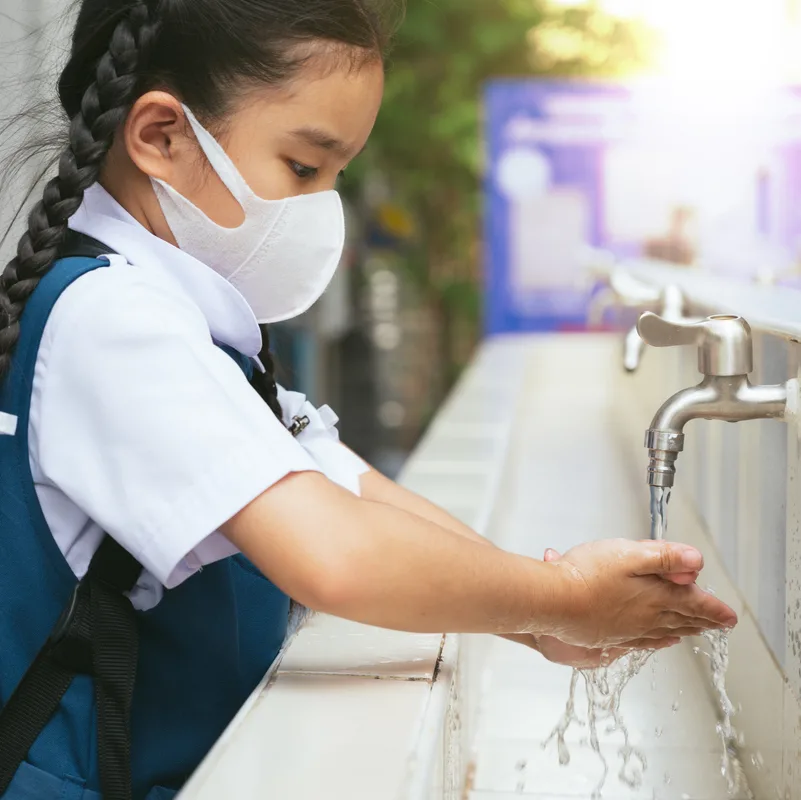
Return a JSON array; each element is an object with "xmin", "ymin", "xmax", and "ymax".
[
  {"xmin": 287, "ymin": 161, "xmax": 347, "ymax": 181},
  {"xmin": 289, "ymin": 161, "xmax": 318, "ymax": 180}
]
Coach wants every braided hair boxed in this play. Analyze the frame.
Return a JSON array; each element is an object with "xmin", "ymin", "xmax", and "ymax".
[
  {"xmin": 0, "ymin": 2, "xmax": 159, "ymax": 382},
  {"xmin": 0, "ymin": 0, "xmax": 398, "ymax": 421}
]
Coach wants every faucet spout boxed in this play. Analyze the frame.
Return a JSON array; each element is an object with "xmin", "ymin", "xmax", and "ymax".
[{"xmin": 645, "ymin": 376, "xmax": 788, "ymax": 487}]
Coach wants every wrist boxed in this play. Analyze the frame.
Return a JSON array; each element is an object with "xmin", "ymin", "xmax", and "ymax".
[{"xmin": 536, "ymin": 559, "xmax": 591, "ymax": 638}]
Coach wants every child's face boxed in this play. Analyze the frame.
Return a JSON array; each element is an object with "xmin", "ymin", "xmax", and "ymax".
[{"xmin": 116, "ymin": 57, "xmax": 384, "ymax": 235}]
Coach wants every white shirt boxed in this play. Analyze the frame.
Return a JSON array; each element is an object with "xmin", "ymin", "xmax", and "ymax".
[{"xmin": 27, "ymin": 185, "xmax": 368, "ymax": 610}]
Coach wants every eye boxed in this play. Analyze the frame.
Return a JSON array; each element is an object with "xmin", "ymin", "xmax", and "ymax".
[{"xmin": 288, "ymin": 160, "xmax": 319, "ymax": 180}]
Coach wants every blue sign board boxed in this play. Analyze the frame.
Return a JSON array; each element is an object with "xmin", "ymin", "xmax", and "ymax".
[{"xmin": 484, "ymin": 80, "xmax": 801, "ymax": 335}]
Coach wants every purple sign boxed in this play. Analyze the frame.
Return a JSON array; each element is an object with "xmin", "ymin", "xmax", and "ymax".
[{"xmin": 484, "ymin": 80, "xmax": 801, "ymax": 335}]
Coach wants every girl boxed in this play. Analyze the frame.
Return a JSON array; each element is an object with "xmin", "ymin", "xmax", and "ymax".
[{"xmin": 0, "ymin": 1, "xmax": 736, "ymax": 798}]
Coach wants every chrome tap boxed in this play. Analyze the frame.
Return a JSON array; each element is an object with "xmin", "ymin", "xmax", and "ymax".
[
  {"xmin": 637, "ymin": 312, "xmax": 791, "ymax": 489},
  {"xmin": 587, "ymin": 268, "xmax": 659, "ymax": 329},
  {"xmin": 623, "ymin": 284, "xmax": 689, "ymax": 373}
]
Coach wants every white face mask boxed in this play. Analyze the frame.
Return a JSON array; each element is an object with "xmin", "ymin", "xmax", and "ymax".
[{"xmin": 151, "ymin": 105, "xmax": 346, "ymax": 324}]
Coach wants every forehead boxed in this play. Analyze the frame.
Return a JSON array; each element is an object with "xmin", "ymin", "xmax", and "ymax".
[{"xmin": 233, "ymin": 61, "xmax": 385, "ymax": 156}]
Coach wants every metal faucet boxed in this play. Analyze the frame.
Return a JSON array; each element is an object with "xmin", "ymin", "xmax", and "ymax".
[
  {"xmin": 587, "ymin": 269, "xmax": 695, "ymax": 372},
  {"xmin": 587, "ymin": 269, "xmax": 659, "ymax": 329},
  {"xmin": 637, "ymin": 312, "xmax": 791, "ymax": 488},
  {"xmin": 623, "ymin": 284, "xmax": 689, "ymax": 373}
]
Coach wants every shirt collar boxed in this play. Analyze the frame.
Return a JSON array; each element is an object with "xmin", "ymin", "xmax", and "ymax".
[{"xmin": 68, "ymin": 184, "xmax": 263, "ymax": 356}]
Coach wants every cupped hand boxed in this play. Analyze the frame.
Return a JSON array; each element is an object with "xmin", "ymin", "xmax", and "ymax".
[
  {"xmin": 504, "ymin": 549, "xmax": 685, "ymax": 668},
  {"xmin": 546, "ymin": 539, "xmax": 737, "ymax": 649}
]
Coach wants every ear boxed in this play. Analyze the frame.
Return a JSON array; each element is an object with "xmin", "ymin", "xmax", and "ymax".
[{"xmin": 124, "ymin": 91, "xmax": 193, "ymax": 183}]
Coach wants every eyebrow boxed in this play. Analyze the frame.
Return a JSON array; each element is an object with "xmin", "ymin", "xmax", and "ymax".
[{"xmin": 290, "ymin": 127, "xmax": 364, "ymax": 159}]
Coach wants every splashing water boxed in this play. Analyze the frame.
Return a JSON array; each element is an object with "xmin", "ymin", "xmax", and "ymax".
[
  {"xmin": 697, "ymin": 625, "xmax": 752, "ymax": 798},
  {"xmin": 543, "ymin": 652, "xmax": 651, "ymax": 799},
  {"xmin": 652, "ymin": 485, "xmax": 751, "ymax": 798},
  {"xmin": 545, "ymin": 485, "xmax": 752, "ymax": 798}
]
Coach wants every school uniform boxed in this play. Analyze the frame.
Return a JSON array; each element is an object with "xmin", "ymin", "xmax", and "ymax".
[{"xmin": 0, "ymin": 184, "xmax": 367, "ymax": 798}]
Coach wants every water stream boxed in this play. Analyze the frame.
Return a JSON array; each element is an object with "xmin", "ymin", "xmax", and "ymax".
[
  {"xmin": 649, "ymin": 487, "xmax": 671, "ymax": 541},
  {"xmin": 540, "ymin": 486, "xmax": 751, "ymax": 798},
  {"xmin": 650, "ymin": 489, "xmax": 751, "ymax": 798}
]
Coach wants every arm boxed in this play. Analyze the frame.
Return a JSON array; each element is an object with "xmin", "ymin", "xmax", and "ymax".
[
  {"xmin": 224, "ymin": 471, "xmax": 558, "ymax": 635},
  {"xmin": 358, "ymin": 465, "xmax": 493, "ymax": 547},
  {"xmin": 358, "ymin": 461, "xmax": 699, "ymax": 586},
  {"xmin": 222, "ymin": 471, "xmax": 736, "ymax": 647}
]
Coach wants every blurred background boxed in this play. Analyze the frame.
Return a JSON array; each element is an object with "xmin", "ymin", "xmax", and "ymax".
[{"xmin": 4, "ymin": 0, "xmax": 801, "ymax": 476}]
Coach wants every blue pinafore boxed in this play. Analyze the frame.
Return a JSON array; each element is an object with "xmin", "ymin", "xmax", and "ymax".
[{"xmin": 0, "ymin": 234, "xmax": 291, "ymax": 799}]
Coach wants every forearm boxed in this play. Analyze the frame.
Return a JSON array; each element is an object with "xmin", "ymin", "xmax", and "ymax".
[
  {"xmin": 358, "ymin": 464, "xmax": 494, "ymax": 547},
  {"xmin": 223, "ymin": 471, "xmax": 569, "ymax": 636}
]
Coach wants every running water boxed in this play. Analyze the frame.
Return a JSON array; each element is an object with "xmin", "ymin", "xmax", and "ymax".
[
  {"xmin": 652, "ymin": 485, "xmax": 751, "ymax": 796},
  {"xmin": 699, "ymin": 620, "xmax": 752, "ymax": 797},
  {"xmin": 649, "ymin": 486, "xmax": 671, "ymax": 541},
  {"xmin": 543, "ymin": 652, "xmax": 652, "ymax": 798},
  {"xmin": 543, "ymin": 485, "xmax": 751, "ymax": 797},
  {"xmin": 652, "ymin": 485, "xmax": 750, "ymax": 797}
]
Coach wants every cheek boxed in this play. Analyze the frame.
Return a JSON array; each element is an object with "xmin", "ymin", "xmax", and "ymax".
[
  {"xmin": 234, "ymin": 152, "xmax": 297, "ymax": 202},
  {"xmin": 224, "ymin": 128, "xmax": 298, "ymax": 201}
]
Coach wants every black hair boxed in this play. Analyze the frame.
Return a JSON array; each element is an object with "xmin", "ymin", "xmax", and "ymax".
[{"xmin": 0, "ymin": 0, "xmax": 398, "ymax": 421}]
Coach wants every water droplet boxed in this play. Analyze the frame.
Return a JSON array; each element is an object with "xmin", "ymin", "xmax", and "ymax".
[
  {"xmin": 672, "ymin": 700, "xmax": 680, "ymax": 712},
  {"xmin": 693, "ymin": 646, "xmax": 701, "ymax": 655},
  {"xmin": 664, "ymin": 772, "xmax": 672, "ymax": 786},
  {"xmin": 515, "ymin": 759, "xmax": 527, "ymax": 772}
]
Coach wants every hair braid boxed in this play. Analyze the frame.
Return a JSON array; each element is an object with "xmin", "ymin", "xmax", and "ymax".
[
  {"xmin": 251, "ymin": 325, "xmax": 285, "ymax": 422},
  {"xmin": 0, "ymin": 1, "xmax": 160, "ymax": 381}
]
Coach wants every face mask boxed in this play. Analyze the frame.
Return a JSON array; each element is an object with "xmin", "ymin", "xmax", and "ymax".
[{"xmin": 151, "ymin": 105, "xmax": 346, "ymax": 324}]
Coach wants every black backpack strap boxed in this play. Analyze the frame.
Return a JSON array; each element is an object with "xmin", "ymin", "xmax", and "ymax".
[
  {"xmin": 0, "ymin": 539, "xmax": 142, "ymax": 799},
  {"xmin": 59, "ymin": 230, "xmax": 117, "ymax": 259},
  {"xmin": 0, "ymin": 234, "xmax": 141, "ymax": 800}
]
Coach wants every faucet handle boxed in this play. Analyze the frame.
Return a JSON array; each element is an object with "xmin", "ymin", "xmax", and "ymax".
[
  {"xmin": 637, "ymin": 312, "xmax": 753, "ymax": 377},
  {"xmin": 637, "ymin": 313, "xmax": 701, "ymax": 347}
]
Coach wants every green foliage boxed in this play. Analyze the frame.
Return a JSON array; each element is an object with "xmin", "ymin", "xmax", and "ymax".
[{"xmin": 361, "ymin": 0, "xmax": 655, "ymax": 376}]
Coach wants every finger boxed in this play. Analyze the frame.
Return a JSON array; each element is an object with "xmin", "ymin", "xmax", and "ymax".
[
  {"xmin": 658, "ymin": 609, "xmax": 732, "ymax": 630},
  {"xmin": 628, "ymin": 541, "xmax": 704, "ymax": 577},
  {"xmin": 619, "ymin": 636, "xmax": 681, "ymax": 651},
  {"xmin": 665, "ymin": 571, "xmax": 699, "ymax": 586},
  {"xmin": 669, "ymin": 585, "xmax": 738, "ymax": 628},
  {"xmin": 649, "ymin": 637, "xmax": 682, "ymax": 651},
  {"xmin": 630, "ymin": 626, "xmax": 706, "ymax": 640},
  {"xmin": 544, "ymin": 549, "xmax": 561, "ymax": 563},
  {"xmin": 658, "ymin": 612, "xmax": 707, "ymax": 629}
]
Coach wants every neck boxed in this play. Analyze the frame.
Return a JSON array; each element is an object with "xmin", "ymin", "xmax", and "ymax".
[{"xmin": 101, "ymin": 145, "xmax": 178, "ymax": 246}]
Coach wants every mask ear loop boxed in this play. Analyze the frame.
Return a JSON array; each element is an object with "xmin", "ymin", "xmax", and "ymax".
[{"xmin": 180, "ymin": 104, "xmax": 250, "ymax": 208}]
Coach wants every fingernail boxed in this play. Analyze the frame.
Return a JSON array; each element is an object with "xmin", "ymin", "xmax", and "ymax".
[
  {"xmin": 681, "ymin": 549, "xmax": 703, "ymax": 570},
  {"xmin": 544, "ymin": 548, "xmax": 557, "ymax": 560}
]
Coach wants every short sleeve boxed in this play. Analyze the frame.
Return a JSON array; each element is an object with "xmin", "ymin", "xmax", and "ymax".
[
  {"xmin": 276, "ymin": 385, "xmax": 370, "ymax": 495},
  {"xmin": 32, "ymin": 267, "xmax": 320, "ymax": 588}
]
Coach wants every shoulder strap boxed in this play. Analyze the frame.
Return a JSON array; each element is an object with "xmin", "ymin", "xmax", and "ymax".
[
  {"xmin": 0, "ymin": 236, "xmax": 140, "ymax": 800},
  {"xmin": 59, "ymin": 230, "xmax": 116, "ymax": 260},
  {"xmin": 0, "ymin": 232, "xmax": 256, "ymax": 799}
]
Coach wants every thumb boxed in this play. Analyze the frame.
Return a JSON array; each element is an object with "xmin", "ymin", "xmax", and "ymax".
[{"xmin": 628, "ymin": 541, "xmax": 703, "ymax": 576}]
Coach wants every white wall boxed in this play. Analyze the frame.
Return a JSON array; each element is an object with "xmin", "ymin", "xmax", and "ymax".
[{"xmin": 0, "ymin": 0, "xmax": 73, "ymax": 264}]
